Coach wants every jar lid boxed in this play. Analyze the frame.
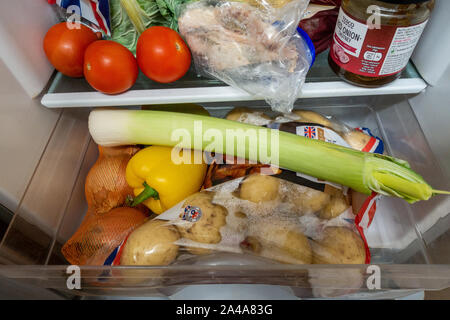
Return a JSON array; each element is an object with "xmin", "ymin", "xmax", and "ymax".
[{"xmin": 378, "ymin": 0, "xmax": 430, "ymax": 3}]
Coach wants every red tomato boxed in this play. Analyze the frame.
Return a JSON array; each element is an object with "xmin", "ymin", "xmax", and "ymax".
[
  {"xmin": 136, "ymin": 26, "xmax": 191, "ymax": 83},
  {"xmin": 43, "ymin": 22, "xmax": 98, "ymax": 78},
  {"xmin": 84, "ymin": 40, "xmax": 138, "ymax": 95}
]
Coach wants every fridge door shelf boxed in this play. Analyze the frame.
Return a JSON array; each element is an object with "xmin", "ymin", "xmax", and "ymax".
[
  {"xmin": 1, "ymin": 95, "xmax": 449, "ymax": 298},
  {"xmin": 40, "ymin": 52, "xmax": 427, "ymax": 108}
]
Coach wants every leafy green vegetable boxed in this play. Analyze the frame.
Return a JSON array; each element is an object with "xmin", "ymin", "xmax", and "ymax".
[
  {"xmin": 109, "ymin": 0, "xmax": 190, "ymax": 54},
  {"xmin": 110, "ymin": 0, "xmax": 139, "ymax": 54}
]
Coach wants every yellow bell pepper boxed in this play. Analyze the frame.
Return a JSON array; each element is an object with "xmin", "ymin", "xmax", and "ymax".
[{"xmin": 125, "ymin": 146, "xmax": 207, "ymax": 214}]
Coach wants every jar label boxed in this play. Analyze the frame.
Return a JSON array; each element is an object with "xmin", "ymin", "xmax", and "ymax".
[{"xmin": 331, "ymin": 8, "xmax": 428, "ymax": 78}]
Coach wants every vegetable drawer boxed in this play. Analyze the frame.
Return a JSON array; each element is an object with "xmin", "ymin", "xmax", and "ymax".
[{"xmin": 0, "ymin": 95, "xmax": 449, "ymax": 299}]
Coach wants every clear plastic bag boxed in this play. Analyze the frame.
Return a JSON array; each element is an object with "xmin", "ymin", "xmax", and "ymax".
[
  {"xmin": 225, "ymin": 107, "xmax": 385, "ymax": 153},
  {"xmin": 178, "ymin": 0, "xmax": 313, "ymax": 113},
  {"xmin": 109, "ymin": 174, "xmax": 368, "ymax": 267}
]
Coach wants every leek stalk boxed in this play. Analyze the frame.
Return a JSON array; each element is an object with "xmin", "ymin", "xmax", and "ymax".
[
  {"xmin": 88, "ymin": 109, "xmax": 443, "ymax": 203},
  {"xmin": 120, "ymin": 0, "xmax": 147, "ymax": 34}
]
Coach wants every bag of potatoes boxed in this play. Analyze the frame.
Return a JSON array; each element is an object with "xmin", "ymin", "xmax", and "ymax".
[{"xmin": 108, "ymin": 173, "xmax": 368, "ymax": 267}]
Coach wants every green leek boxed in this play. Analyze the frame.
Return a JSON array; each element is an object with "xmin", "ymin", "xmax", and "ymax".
[
  {"xmin": 88, "ymin": 109, "xmax": 446, "ymax": 203},
  {"xmin": 120, "ymin": 0, "xmax": 147, "ymax": 34}
]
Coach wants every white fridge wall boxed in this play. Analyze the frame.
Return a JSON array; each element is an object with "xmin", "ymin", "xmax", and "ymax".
[
  {"xmin": 412, "ymin": 0, "xmax": 450, "ymax": 86},
  {"xmin": 409, "ymin": 62, "xmax": 450, "ymax": 245},
  {"xmin": 0, "ymin": 0, "xmax": 57, "ymax": 98},
  {"xmin": 410, "ymin": 69, "xmax": 450, "ymax": 184},
  {"xmin": 0, "ymin": 59, "xmax": 60, "ymax": 212}
]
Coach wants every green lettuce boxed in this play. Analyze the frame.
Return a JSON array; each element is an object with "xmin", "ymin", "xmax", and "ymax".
[{"xmin": 109, "ymin": 0, "xmax": 190, "ymax": 54}]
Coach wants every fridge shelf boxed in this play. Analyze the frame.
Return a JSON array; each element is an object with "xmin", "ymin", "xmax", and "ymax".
[{"xmin": 40, "ymin": 52, "xmax": 427, "ymax": 108}]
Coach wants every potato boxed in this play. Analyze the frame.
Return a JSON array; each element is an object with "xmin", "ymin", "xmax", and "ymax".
[
  {"xmin": 245, "ymin": 220, "xmax": 313, "ymax": 264},
  {"xmin": 239, "ymin": 174, "xmax": 280, "ymax": 203},
  {"xmin": 226, "ymin": 107, "xmax": 272, "ymax": 125},
  {"xmin": 176, "ymin": 192, "xmax": 228, "ymax": 255},
  {"xmin": 120, "ymin": 220, "xmax": 180, "ymax": 266},
  {"xmin": 300, "ymin": 189, "xmax": 330, "ymax": 215},
  {"xmin": 343, "ymin": 130, "xmax": 372, "ymax": 151},
  {"xmin": 226, "ymin": 107, "xmax": 252, "ymax": 121},
  {"xmin": 319, "ymin": 195, "xmax": 349, "ymax": 220},
  {"xmin": 319, "ymin": 185, "xmax": 350, "ymax": 220},
  {"xmin": 283, "ymin": 185, "xmax": 330, "ymax": 215},
  {"xmin": 323, "ymin": 184, "xmax": 342, "ymax": 197},
  {"xmin": 351, "ymin": 190, "xmax": 368, "ymax": 215},
  {"xmin": 292, "ymin": 110, "xmax": 332, "ymax": 127},
  {"xmin": 312, "ymin": 227, "xmax": 366, "ymax": 264}
]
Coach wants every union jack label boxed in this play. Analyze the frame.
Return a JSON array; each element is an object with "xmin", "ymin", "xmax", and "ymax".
[
  {"xmin": 50, "ymin": 0, "xmax": 111, "ymax": 36},
  {"xmin": 182, "ymin": 206, "xmax": 202, "ymax": 222},
  {"xmin": 304, "ymin": 126, "xmax": 316, "ymax": 139},
  {"xmin": 355, "ymin": 127, "xmax": 384, "ymax": 154},
  {"xmin": 103, "ymin": 234, "xmax": 129, "ymax": 266}
]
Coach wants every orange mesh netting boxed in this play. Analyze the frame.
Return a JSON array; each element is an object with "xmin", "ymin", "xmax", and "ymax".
[
  {"xmin": 85, "ymin": 145, "xmax": 139, "ymax": 215},
  {"xmin": 62, "ymin": 207, "xmax": 148, "ymax": 265},
  {"xmin": 62, "ymin": 145, "xmax": 149, "ymax": 265}
]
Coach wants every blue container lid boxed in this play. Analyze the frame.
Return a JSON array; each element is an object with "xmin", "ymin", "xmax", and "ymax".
[
  {"xmin": 297, "ymin": 27, "xmax": 316, "ymax": 69},
  {"xmin": 271, "ymin": 21, "xmax": 316, "ymax": 69}
]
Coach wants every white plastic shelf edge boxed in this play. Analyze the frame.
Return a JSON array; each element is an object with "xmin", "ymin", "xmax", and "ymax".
[{"xmin": 41, "ymin": 78, "xmax": 427, "ymax": 108}]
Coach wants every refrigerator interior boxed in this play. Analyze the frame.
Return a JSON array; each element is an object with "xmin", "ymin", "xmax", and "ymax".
[{"xmin": 0, "ymin": 0, "xmax": 449, "ymax": 299}]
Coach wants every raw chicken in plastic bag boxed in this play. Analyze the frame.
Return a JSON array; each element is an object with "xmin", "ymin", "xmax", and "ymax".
[{"xmin": 178, "ymin": 0, "xmax": 313, "ymax": 113}]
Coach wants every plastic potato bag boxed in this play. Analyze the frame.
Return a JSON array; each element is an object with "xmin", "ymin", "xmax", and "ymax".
[
  {"xmin": 224, "ymin": 107, "xmax": 384, "ymax": 153},
  {"xmin": 178, "ymin": 0, "xmax": 313, "ymax": 113},
  {"xmin": 106, "ymin": 174, "xmax": 368, "ymax": 267}
]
